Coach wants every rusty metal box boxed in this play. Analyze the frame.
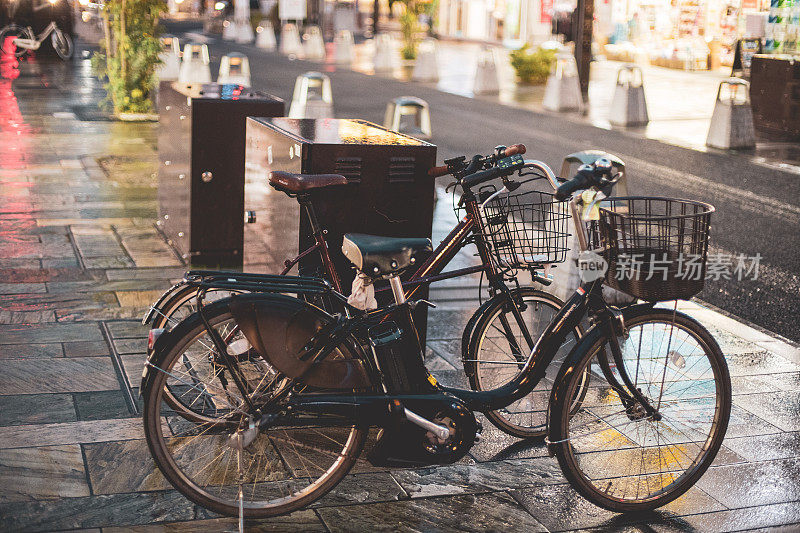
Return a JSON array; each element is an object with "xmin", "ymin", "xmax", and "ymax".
[{"xmin": 157, "ymin": 82, "xmax": 284, "ymax": 267}]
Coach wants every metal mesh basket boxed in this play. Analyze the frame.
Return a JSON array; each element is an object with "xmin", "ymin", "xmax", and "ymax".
[
  {"xmin": 480, "ymin": 190, "xmax": 570, "ymax": 270},
  {"xmin": 594, "ymin": 197, "xmax": 714, "ymax": 301}
]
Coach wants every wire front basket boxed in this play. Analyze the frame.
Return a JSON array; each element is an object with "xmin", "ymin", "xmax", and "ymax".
[
  {"xmin": 594, "ymin": 197, "xmax": 714, "ymax": 301},
  {"xmin": 480, "ymin": 190, "xmax": 570, "ymax": 270}
]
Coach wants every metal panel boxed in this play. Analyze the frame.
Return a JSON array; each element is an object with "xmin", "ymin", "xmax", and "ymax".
[{"xmin": 157, "ymin": 82, "xmax": 284, "ymax": 267}]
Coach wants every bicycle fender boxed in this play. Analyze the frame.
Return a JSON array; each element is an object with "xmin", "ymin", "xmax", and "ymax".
[
  {"xmin": 460, "ymin": 296, "xmax": 499, "ymax": 377},
  {"xmin": 545, "ymin": 303, "xmax": 653, "ymax": 454},
  {"xmin": 142, "ymin": 281, "xmax": 190, "ymax": 326},
  {"xmin": 228, "ymin": 293, "xmax": 371, "ymax": 390},
  {"xmin": 140, "ymin": 327, "xmax": 177, "ymax": 395}
]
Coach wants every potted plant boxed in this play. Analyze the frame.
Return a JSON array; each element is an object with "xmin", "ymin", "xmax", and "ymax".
[
  {"xmin": 509, "ymin": 44, "xmax": 558, "ymax": 85},
  {"xmin": 92, "ymin": 0, "xmax": 165, "ymax": 120}
]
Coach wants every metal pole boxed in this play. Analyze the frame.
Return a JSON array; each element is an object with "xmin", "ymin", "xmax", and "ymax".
[{"xmin": 573, "ymin": 0, "xmax": 593, "ymax": 103}]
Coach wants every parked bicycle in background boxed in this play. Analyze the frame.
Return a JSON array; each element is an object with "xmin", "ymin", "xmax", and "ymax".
[{"xmin": 0, "ymin": 0, "xmax": 73, "ymax": 60}]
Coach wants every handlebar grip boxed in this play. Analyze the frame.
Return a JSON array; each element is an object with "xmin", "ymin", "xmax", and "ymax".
[
  {"xmin": 503, "ymin": 144, "xmax": 526, "ymax": 156},
  {"xmin": 555, "ymin": 170, "xmax": 591, "ymax": 201},
  {"xmin": 461, "ymin": 167, "xmax": 501, "ymax": 189},
  {"xmin": 428, "ymin": 165, "xmax": 451, "ymax": 178}
]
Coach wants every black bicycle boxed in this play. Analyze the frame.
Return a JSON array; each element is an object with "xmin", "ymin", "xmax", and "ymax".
[
  {"xmin": 142, "ymin": 156, "xmax": 731, "ymax": 517},
  {"xmin": 143, "ymin": 146, "xmax": 583, "ymax": 438}
]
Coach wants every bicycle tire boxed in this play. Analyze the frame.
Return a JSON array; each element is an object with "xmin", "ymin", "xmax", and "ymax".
[
  {"xmin": 465, "ymin": 287, "xmax": 586, "ymax": 438},
  {"xmin": 0, "ymin": 25, "xmax": 32, "ymax": 57},
  {"xmin": 550, "ymin": 306, "xmax": 731, "ymax": 512},
  {"xmin": 143, "ymin": 298, "xmax": 368, "ymax": 517},
  {"xmin": 51, "ymin": 30, "xmax": 73, "ymax": 60}
]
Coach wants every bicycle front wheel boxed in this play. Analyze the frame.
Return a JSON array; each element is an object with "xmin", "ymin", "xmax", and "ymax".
[
  {"xmin": 466, "ymin": 287, "xmax": 584, "ymax": 438},
  {"xmin": 551, "ymin": 306, "xmax": 731, "ymax": 512},
  {"xmin": 51, "ymin": 30, "xmax": 73, "ymax": 60}
]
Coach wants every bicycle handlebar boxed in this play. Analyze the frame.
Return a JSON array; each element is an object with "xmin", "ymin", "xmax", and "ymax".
[
  {"xmin": 427, "ymin": 144, "xmax": 527, "ymax": 178},
  {"xmin": 555, "ymin": 158, "xmax": 617, "ymax": 201}
]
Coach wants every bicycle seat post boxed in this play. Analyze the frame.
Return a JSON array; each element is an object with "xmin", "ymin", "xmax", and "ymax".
[{"xmin": 389, "ymin": 275, "xmax": 405, "ymax": 305}]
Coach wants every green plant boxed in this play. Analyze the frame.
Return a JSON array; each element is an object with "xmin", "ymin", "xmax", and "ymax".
[
  {"xmin": 509, "ymin": 45, "xmax": 557, "ymax": 85},
  {"xmin": 399, "ymin": 10, "xmax": 419, "ymax": 60},
  {"xmin": 92, "ymin": 0, "xmax": 165, "ymax": 115}
]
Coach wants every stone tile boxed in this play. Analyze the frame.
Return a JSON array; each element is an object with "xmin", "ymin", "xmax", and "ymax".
[
  {"xmin": 102, "ymin": 511, "xmax": 327, "ymax": 532},
  {"xmin": 0, "ymin": 357, "xmax": 119, "ymax": 395},
  {"xmin": 104, "ymin": 268, "xmax": 186, "ymax": 281},
  {"xmin": 725, "ymin": 405, "xmax": 784, "ymax": 438},
  {"xmin": 427, "ymin": 339, "xmax": 463, "ymax": 368},
  {"xmin": 0, "ymin": 283, "xmax": 47, "ymax": 294},
  {"xmin": 116, "ymin": 289, "xmax": 168, "ymax": 309},
  {"xmin": 649, "ymin": 501, "xmax": 800, "ymax": 532},
  {"xmin": 734, "ymin": 391, "xmax": 800, "ymax": 432},
  {"xmin": 105, "ymin": 320, "xmax": 149, "ymax": 339},
  {"xmin": 0, "ymin": 444, "xmax": 90, "ymax": 503},
  {"xmin": 0, "ymin": 394, "xmax": 76, "ymax": 427},
  {"xmin": 0, "ymin": 418, "xmax": 144, "ymax": 449},
  {"xmin": 755, "ymin": 341, "xmax": 800, "ymax": 365},
  {"xmin": 695, "ymin": 458, "xmax": 800, "ymax": 509},
  {"xmin": 0, "ymin": 322, "xmax": 103, "ymax": 344},
  {"xmin": 469, "ymin": 416, "xmax": 550, "ymax": 463},
  {"xmin": 426, "ymin": 309, "xmax": 474, "ymax": 341},
  {"xmin": 317, "ymin": 491, "xmax": 548, "ymax": 532},
  {"xmin": 0, "ymin": 490, "xmax": 195, "ymax": 532},
  {"xmin": 0, "ymin": 308, "xmax": 57, "ymax": 324},
  {"xmin": 63, "ymin": 340, "xmax": 109, "ymax": 357},
  {"xmin": 511, "ymin": 482, "xmax": 725, "ymax": 531},
  {"xmin": 73, "ymin": 391, "xmax": 133, "ymax": 421},
  {"xmin": 391, "ymin": 457, "xmax": 564, "ymax": 498},
  {"xmin": 83, "ymin": 256, "xmax": 136, "ymax": 269},
  {"xmin": 84, "ymin": 439, "xmax": 169, "ymax": 494},
  {"xmin": 724, "ymin": 432, "xmax": 800, "ymax": 463},
  {"xmin": 0, "ymin": 343, "xmax": 63, "ymax": 359},
  {"xmin": 726, "ymin": 351, "xmax": 800, "ymax": 377},
  {"xmin": 758, "ymin": 372, "xmax": 800, "ymax": 392},
  {"xmin": 116, "ymin": 338, "xmax": 146, "ymax": 355},
  {"xmin": 312, "ymin": 472, "xmax": 407, "ymax": 508}
]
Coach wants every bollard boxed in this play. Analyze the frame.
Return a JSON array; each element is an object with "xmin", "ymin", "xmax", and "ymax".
[
  {"xmin": 156, "ymin": 35, "xmax": 181, "ymax": 81},
  {"xmin": 255, "ymin": 23, "xmax": 276, "ymax": 51},
  {"xmin": 373, "ymin": 33, "xmax": 398, "ymax": 72},
  {"xmin": 473, "ymin": 47, "xmax": 500, "ymax": 95},
  {"xmin": 217, "ymin": 52, "xmax": 252, "ymax": 86},
  {"xmin": 233, "ymin": 0, "xmax": 254, "ymax": 43},
  {"xmin": 609, "ymin": 64, "xmax": 649, "ymax": 127},
  {"xmin": 333, "ymin": 30, "xmax": 355, "ymax": 64},
  {"xmin": 280, "ymin": 23, "xmax": 302, "ymax": 57},
  {"xmin": 235, "ymin": 21, "xmax": 254, "ymax": 44},
  {"xmin": 288, "ymin": 72, "xmax": 334, "ymax": 118},
  {"xmin": 706, "ymin": 78, "xmax": 756, "ymax": 150},
  {"xmin": 303, "ymin": 26, "xmax": 325, "ymax": 61},
  {"xmin": 383, "ymin": 96, "xmax": 432, "ymax": 140},
  {"xmin": 412, "ymin": 39, "xmax": 439, "ymax": 82},
  {"xmin": 542, "ymin": 52, "xmax": 583, "ymax": 112},
  {"xmin": 178, "ymin": 43, "xmax": 212, "ymax": 84},
  {"xmin": 222, "ymin": 19, "xmax": 237, "ymax": 41}
]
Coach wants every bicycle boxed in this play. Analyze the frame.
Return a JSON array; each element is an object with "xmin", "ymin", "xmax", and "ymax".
[
  {"xmin": 142, "ymin": 155, "xmax": 731, "ymax": 517},
  {"xmin": 0, "ymin": 0, "xmax": 73, "ymax": 61},
  {"xmin": 143, "ymin": 145, "xmax": 583, "ymax": 437}
]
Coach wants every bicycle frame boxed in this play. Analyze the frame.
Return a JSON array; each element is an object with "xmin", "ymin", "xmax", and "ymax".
[{"xmin": 13, "ymin": 22, "xmax": 58, "ymax": 50}]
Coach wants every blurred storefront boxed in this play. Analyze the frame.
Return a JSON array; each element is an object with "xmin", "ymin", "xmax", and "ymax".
[
  {"xmin": 434, "ymin": 0, "xmax": 797, "ymax": 70},
  {"xmin": 436, "ymin": 0, "xmax": 553, "ymax": 46}
]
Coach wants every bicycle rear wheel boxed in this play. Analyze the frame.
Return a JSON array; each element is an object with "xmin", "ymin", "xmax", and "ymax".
[
  {"xmin": 466, "ymin": 287, "xmax": 585, "ymax": 438},
  {"xmin": 0, "ymin": 25, "xmax": 32, "ymax": 57},
  {"xmin": 143, "ymin": 301, "xmax": 368, "ymax": 517},
  {"xmin": 551, "ymin": 306, "xmax": 731, "ymax": 512}
]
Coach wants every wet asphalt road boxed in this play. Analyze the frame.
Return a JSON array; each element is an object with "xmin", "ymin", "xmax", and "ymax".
[{"xmin": 178, "ymin": 26, "xmax": 800, "ymax": 342}]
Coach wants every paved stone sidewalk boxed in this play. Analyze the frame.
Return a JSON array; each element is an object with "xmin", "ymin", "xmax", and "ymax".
[{"xmin": 1, "ymin": 53, "xmax": 800, "ymax": 532}]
